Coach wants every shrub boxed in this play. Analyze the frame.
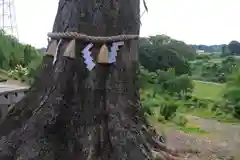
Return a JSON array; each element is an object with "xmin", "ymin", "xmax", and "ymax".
[
  {"xmin": 196, "ymin": 54, "xmax": 211, "ymax": 60},
  {"xmin": 27, "ymin": 55, "xmax": 43, "ymax": 81},
  {"xmin": 8, "ymin": 64, "xmax": 28, "ymax": 81},
  {"xmin": 223, "ymin": 69, "xmax": 240, "ymax": 118},
  {"xmin": 142, "ymin": 104, "xmax": 153, "ymax": 116},
  {"xmin": 224, "ymin": 87, "xmax": 240, "ymax": 102},
  {"xmin": 172, "ymin": 114, "xmax": 188, "ymax": 126},
  {"xmin": 159, "ymin": 100, "xmax": 178, "ymax": 120},
  {"xmin": 162, "ymin": 74, "xmax": 193, "ymax": 95},
  {"xmin": 142, "ymin": 98, "xmax": 161, "ymax": 108},
  {"xmin": 233, "ymin": 102, "xmax": 240, "ymax": 119},
  {"xmin": 157, "ymin": 115, "xmax": 165, "ymax": 123}
]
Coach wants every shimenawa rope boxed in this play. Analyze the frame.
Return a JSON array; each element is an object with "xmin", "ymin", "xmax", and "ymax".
[{"xmin": 47, "ymin": 32, "xmax": 139, "ymax": 42}]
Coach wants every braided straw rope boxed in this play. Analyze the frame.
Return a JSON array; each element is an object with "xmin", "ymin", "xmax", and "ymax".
[{"xmin": 47, "ymin": 32, "xmax": 139, "ymax": 42}]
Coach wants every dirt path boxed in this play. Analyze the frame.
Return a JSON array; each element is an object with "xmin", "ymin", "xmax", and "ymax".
[
  {"xmin": 5, "ymin": 79, "xmax": 28, "ymax": 87},
  {"xmin": 162, "ymin": 115, "xmax": 240, "ymax": 159}
]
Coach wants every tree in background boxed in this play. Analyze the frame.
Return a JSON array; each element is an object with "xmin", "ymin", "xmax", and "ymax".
[
  {"xmin": 0, "ymin": 29, "xmax": 43, "ymax": 82},
  {"xmin": 224, "ymin": 69, "xmax": 240, "ymax": 118},
  {"xmin": 0, "ymin": 30, "xmax": 42, "ymax": 69},
  {"xmin": 221, "ymin": 44, "xmax": 231, "ymax": 57},
  {"xmin": 228, "ymin": 40, "xmax": 240, "ymax": 55},
  {"xmin": 190, "ymin": 44, "xmax": 224, "ymax": 53},
  {"xmin": 139, "ymin": 35, "xmax": 195, "ymax": 75}
]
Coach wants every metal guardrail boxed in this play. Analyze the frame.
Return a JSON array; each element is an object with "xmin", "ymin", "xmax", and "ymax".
[{"xmin": 0, "ymin": 83, "xmax": 29, "ymax": 120}]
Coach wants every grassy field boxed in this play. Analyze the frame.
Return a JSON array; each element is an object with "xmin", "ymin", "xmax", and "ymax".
[
  {"xmin": 209, "ymin": 58, "xmax": 223, "ymax": 63},
  {"xmin": 0, "ymin": 69, "xmax": 8, "ymax": 82},
  {"xmin": 192, "ymin": 80, "xmax": 225, "ymax": 100}
]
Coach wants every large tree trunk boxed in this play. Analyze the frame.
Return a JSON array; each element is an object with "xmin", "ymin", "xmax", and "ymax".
[{"xmin": 0, "ymin": 0, "xmax": 177, "ymax": 159}]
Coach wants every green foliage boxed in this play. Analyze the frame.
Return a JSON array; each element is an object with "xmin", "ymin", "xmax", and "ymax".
[
  {"xmin": 192, "ymin": 81, "xmax": 224, "ymax": 100},
  {"xmin": 0, "ymin": 29, "xmax": 43, "ymax": 83},
  {"xmin": 172, "ymin": 114, "xmax": 188, "ymax": 126},
  {"xmin": 139, "ymin": 66, "xmax": 193, "ymax": 96},
  {"xmin": 224, "ymin": 87, "xmax": 240, "ymax": 102},
  {"xmin": 139, "ymin": 35, "xmax": 195, "ymax": 75},
  {"xmin": 138, "ymin": 38, "xmax": 240, "ymax": 122},
  {"xmin": 179, "ymin": 125, "xmax": 208, "ymax": 135},
  {"xmin": 196, "ymin": 54, "xmax": 211, "ymax": 60},
  {"xmin": 159, "ymin": 100, "xmax": 178, "ymax": 120},
  {"xmin": 221, "ymin": 44, "xmax": 231, "ymax": 57},
  {"xmin": 157, "ymin": 115, "xmax": 165, "ymax": 123},
  {"xmin": 0, "ymin": 69, "xmax": 9, "ymax": 81},
  {"xmin": 141, "ymin": 89, "xmax": 179, "ymax": 122},
  {"xmin": 228, "ymin": 40, "xmax": 240, "ymax": 55},
  {"xmin": 8, "ymin": 65, "xmax": 28, "ymax": 81},
  {"xmin": 139, "ymin": 66, "xmax": 195, "ymax": 123},
  {"xmin": 224, "ymin": 70, "xmax": 240, "ymax": 118},
  {"xmin": 191, "ymin": 56, "xmax": 239, "ymax": 83},
  {"xmin": 163, "ymin": 74, "xmax": 193, "ymax": 95},
  {"xmin": 190, "ymin": 44, "xmax": 223, "ymax": 53},
  {"xmin": 27, "ymin": 54, "xmax": 43, "ymax": 81}
]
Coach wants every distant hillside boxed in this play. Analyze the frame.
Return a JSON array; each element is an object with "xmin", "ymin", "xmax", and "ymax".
[
  {"xmin": 38, "ymin": 47, "xmax": 47, "ymax": 53},
  {"xmin": 190, "ymin": 40, "xmax": 240, "ymax": 56},
  {"xmin": 0, "ymin": 29, "xmax": 43, "ymax": 83},
  {"xmin": 0, "ymin": 30, "xmax": 43, "ymax": 71},
  {"xmin": 189, "ymin": 44, "xmax": 224, "ymax": 53}
]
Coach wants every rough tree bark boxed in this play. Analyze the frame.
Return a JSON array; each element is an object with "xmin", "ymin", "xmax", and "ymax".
[{"xmin": 0, "ymin": 0, "xmax": 178, "ymax": 159}]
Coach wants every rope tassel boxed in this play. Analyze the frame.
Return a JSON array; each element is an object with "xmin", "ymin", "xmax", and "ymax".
[
  {"xmin": 47, "ymin": 32, "xmax": 138, "ymax": 42},
  {"xmin": 53, "ymin": 39, "xmax": 62, "ymax": 64}
]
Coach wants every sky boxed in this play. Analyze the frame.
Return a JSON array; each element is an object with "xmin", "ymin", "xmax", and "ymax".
[{"xmin": 10, "ymin": 0, "xmax": 240, "ymax": 48}]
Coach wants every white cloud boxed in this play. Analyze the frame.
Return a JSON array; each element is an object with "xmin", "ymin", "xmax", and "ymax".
[
  {"xmin": 12, "ymin": 0, "xmax": 240, "ymax": 48},
  {"xmin": 140, "ymin": 0, "xmax": 240, "ymax": 44}
]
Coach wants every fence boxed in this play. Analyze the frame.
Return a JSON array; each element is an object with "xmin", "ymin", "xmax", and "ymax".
[{"xmin": 0, "ymin": 84, "xmax": 28, "ymax": 120}]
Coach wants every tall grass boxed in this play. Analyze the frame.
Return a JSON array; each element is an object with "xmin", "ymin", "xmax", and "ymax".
[{"xmin": 192, "ymin": 80, "xmax": 225, "ymax": 100}]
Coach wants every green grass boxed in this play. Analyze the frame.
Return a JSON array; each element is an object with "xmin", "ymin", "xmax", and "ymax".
[
  {"xmin": 190, "ymin": 109, "xmax": 239, "ymax": 123},
  {"xmin": 178, "ymin": 126, "xmax": 208, "ymax": 135},
  {"xmin": 193, "ymin": 80, "xmax": 225, "ymax": 100},
  {"xmin": 0, "ymin": 68, "xmax": 29, "ymax": 84},
  {"xmin": 150, "ymin": 116, "xmax": 208, "ymax": 135},
  {"xmin": 209, "ymin": 58, "xmax": 223, "ymax": 63},
  {"xmin": 196, "ymin": 52, "xmax": 212, "ymax": 55},
  {"xmin": 180, "ymin": 121, "xmax": 209, "ymax": 135},
  {"xmin": 0, "ymin": 69, "xmax": 9, "ymax": 82}
]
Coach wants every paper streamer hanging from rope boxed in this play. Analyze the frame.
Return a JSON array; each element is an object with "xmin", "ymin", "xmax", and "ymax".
[
  {"xmin": 82, "ymin": 41, "xmax": 125, "ymax": 70},
  {"xmin": 108, "ymin": 41, "xmax": 124, "ymax": 63},
  {"xmin": 82, "ymin": 43, "xmax": 96, "ymax": 70}
]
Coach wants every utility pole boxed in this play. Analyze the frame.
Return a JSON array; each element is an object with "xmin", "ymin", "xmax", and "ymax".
[{"xmin": 0, "ymin": 0, "xmax": 18, "ymax": 38}]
